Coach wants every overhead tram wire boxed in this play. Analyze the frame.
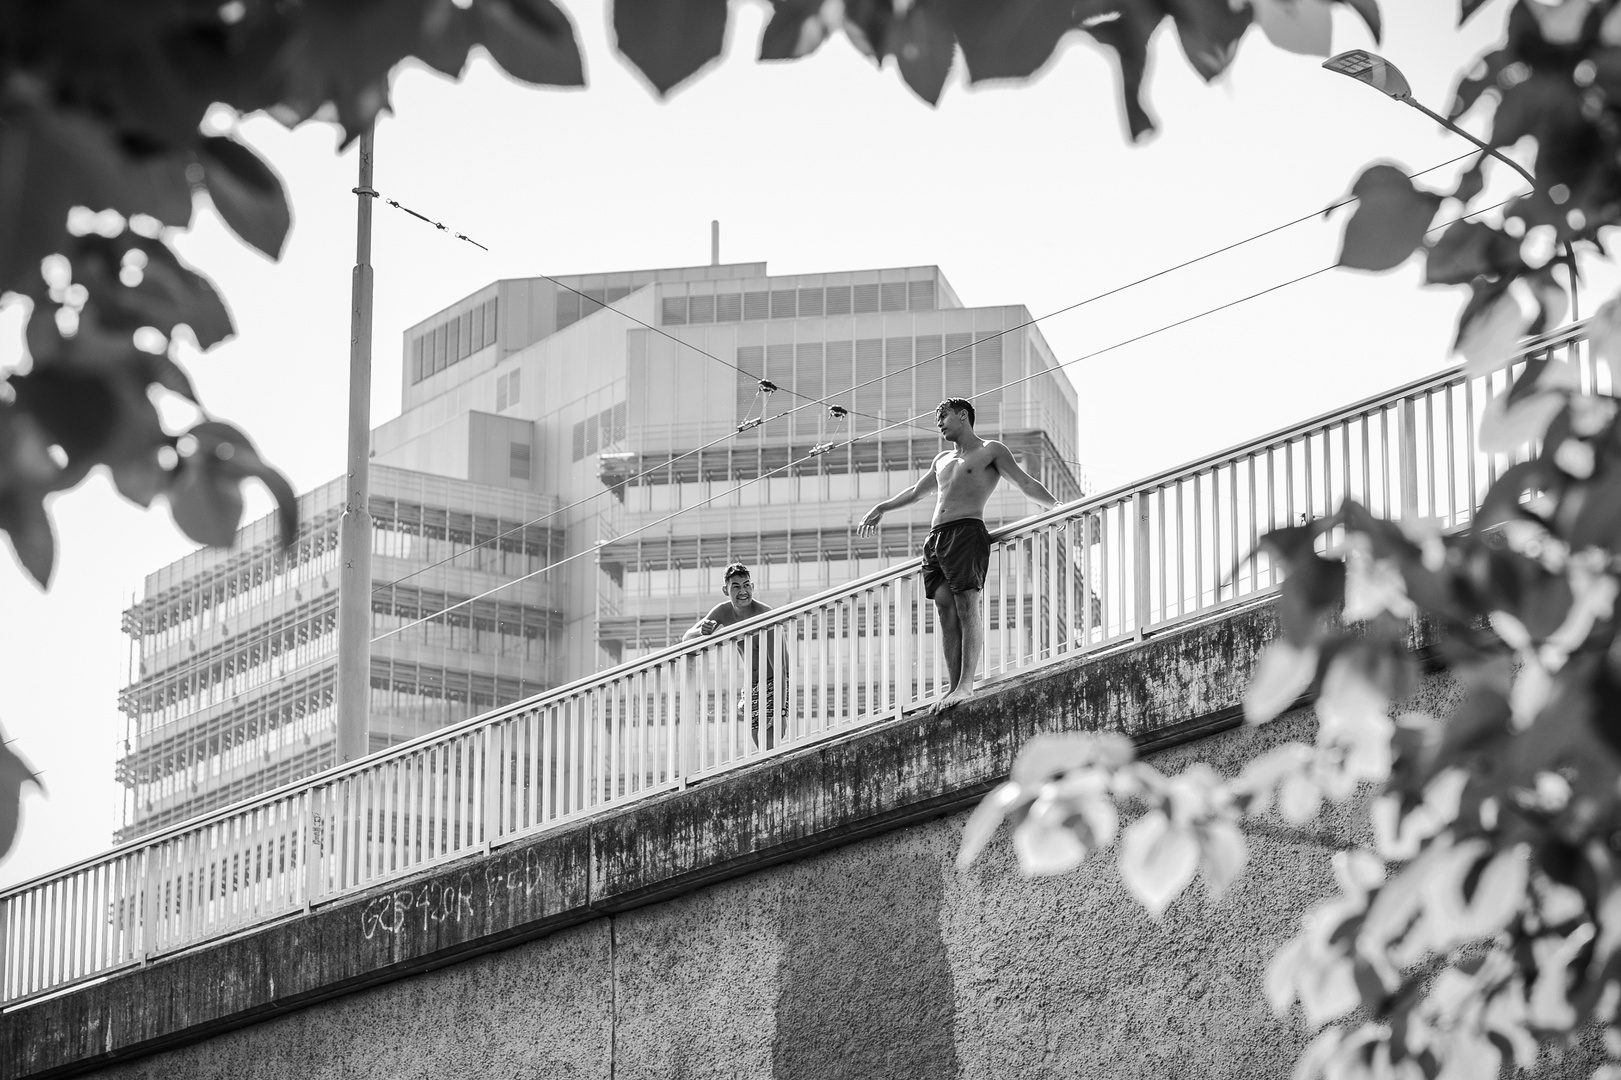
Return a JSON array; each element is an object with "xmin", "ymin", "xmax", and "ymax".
[
  {"xmin": 150, "ymin": 165, "xmax": 1502, "ymax": 720},
  {"xmin": 529, "ymin": 150, "xmax": 1479, "ymax": 426},
  {"xmin": 368, "ymin": 151, "xmax": 1479, "ymax": 594},
  {"xmin": 367, "ymin": 189, "xmax": 1519, "ymax": 649}
]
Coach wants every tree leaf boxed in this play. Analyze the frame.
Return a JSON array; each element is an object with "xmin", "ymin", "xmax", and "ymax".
[
  {"xmin": 1013, "ymin": 794, "xmax": 1090, "ymax": 876},
  {"xmin": 0, "ymin": 84, "xmax": 192, "ymax": 296},
  {"xmin": 1458, "ymin": 285, "xmax": 1530, "ymax": 375},
  {"xmin": 1165, "ymin": 0, "xmax": 1252, "ymax": 81},
  {"xmin": 1478, "ymin": 392, "xmax": 1565, "ymax": 454},
  {"xmin": 167, "ymin": 446, "xmax": 246, "ymax": 548},
  {"xmin": 1338, "ymin": 165, "xmax": 1442, "ymax": 272},
  {"xmin": 413, "ymin": 0, "xmax": 477, "ymax": 76},
  {"xmin": 1119, "ymin": 809, "xmax": 1200, "ymax": 917},
  {"xmin": 0, "ymin": 485, "xmax": 56, "ymax": 589},
  {"xmin": 614, "ymin": 0, "xmax": 730, "ymax": 95},
  {"xmin": 1245, "ymin": 642, "xmax": 1320, "ymax": 723},
  {"xmin": 1453, "ymin": 155, "xmax": 1486, "ymax": 204},
  {"xmin": 197, "ymin": 136, "xmax": 291, "ymax": 260},
  {"xmin": 0, "ymin": 731, "xmax": 43, "ymax": 861},
  {"xmin": 1010, "ymin": 731, "xmax": 1135, "ymax": 786},
  {"xmin": 1198, "ymin": 818, "xmax": 1248, "ymax": 899},
  {"xmin": 893, "ymin": 4, "xmax": 956, "ymax": 105},
  {"xmin": 81, "ymin": 235, "xmax": 235, "ymax": 349},
  {"xmin": 1424, "ymin": 221, "xmax": 1515, "ymax": 286},
  {"xmin": 1076, "ymin": 3, "xmax": 1163, "ymax": 141},
  {"xmin": 0, "ymin": 405, "xmax": 63, "ymax": 587},
  {"xmin": 187, "ymin": 421, "xmax": 299, "ymax": 548},
  {"xmin": 1252, "ymin": 0, "xmax": 1332, "ymax": 57},
  {"xmin": 939, "ymin": 0, "xmax": 1079, "ymax": 83},
  {"xmin": 759, "ymin": 0, "xmax": 837, "ymax": 61},
  {"xmin": 474, "ymin": 0, "xmax": 585, "ymax": 87},
  {"xmin": 957, "ymin": 780, "xmax": 1029, "ymax": 869}
]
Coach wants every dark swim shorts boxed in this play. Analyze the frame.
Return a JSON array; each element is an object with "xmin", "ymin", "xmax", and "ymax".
[{"xmin": 922, "ymin": 517, "xmax": 991, "ymax": 598}]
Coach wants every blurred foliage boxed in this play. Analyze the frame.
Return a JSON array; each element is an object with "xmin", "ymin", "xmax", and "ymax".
[{"xmin": 959, "ymin": 4, "xmax": 1621, "ymax": 1076}]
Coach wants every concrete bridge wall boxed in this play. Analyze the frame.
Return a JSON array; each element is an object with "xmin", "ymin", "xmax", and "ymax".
[{"xmin": 4, "ymin": 601, "xmax": 1596, "ymax": 1079}]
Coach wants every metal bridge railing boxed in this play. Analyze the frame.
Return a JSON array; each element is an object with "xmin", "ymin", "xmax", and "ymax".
[{"xmin": 0, "ymin": 323, "xmax": 1591, "ymax": 1006}]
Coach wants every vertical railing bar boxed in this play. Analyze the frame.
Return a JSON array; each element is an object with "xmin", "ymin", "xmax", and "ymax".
[
  {"xmin": 1246, "ymin": 457, "xmax": 1259, "ymax": 597},
  {"xmin": 1226, "ymin": 463, "xmax": 1239, "ymax": 604},
  {"xmin": 1399, "ymin": 396, "xmax": 1419, "ymax": 520},
  {"xmin": 1424, "ymin": 392, "xmax": 1437, "ymax": 518},
  {"xmin": 1192, "ymin": 475, "xmax": 1204, "ymax": 616}
]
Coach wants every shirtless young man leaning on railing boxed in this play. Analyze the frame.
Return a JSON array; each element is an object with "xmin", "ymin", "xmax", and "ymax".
[{"xmin": 858, "ymin": 397, "xmax": 1057, "ymax": 714}]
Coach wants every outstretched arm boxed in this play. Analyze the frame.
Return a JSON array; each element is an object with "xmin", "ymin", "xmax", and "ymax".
[
  {"xmin": 857, "ymin": 460, "xmax": 940, "ymax": 536},
  {"xmin": 681, "ymin": 602, "xmax": 732, "ymax": 641},
  {"xmin": 991, "ymin": 442, "xmax": 1058, "ymax": 508}
]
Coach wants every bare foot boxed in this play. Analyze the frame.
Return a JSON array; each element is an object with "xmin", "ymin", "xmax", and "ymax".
[{"xmin": 933, "ymin": 687, "xmax": 975, "ymax": 715}]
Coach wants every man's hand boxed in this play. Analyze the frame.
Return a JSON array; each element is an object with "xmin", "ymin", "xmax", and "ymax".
[{"xmin": 857, "ymin": 506, "xmax": 884, "ymax": 537}]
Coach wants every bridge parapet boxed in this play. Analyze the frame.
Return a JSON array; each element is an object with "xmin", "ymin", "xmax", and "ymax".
[{"xmin": 7, "ymin": 596, "xmax": 1334, "ymax": 1079}]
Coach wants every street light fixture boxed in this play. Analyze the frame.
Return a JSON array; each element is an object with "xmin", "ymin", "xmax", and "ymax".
[{"xmin": 1323, "ymin": 49, "xmax": 1580, "ymax": 322}]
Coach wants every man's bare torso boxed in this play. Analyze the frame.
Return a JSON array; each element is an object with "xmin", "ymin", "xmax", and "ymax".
[{"xmin": 930, "ymin": 442, "xmax": 1005, "ymax": 526}]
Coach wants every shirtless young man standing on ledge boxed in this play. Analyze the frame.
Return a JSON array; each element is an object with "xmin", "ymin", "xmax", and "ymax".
[{"xmin": 857, "ymin": 397, "xmax": 1057, "ymax": 714}]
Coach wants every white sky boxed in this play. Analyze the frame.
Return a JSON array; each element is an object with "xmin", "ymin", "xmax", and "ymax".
[{"xmin": 0, "ymin": 0, "xmax": 1580, "ymax": 888}]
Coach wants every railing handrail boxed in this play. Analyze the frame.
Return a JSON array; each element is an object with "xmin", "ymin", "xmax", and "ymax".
[{"xmin": 2, "ymin": 321, "xmax": 1589, "ymax": 901}]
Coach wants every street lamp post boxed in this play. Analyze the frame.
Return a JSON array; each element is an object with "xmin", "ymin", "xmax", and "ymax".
[
  {"xmin": 336, "ymin": 127, "xmax": 376, "ymax": 764},
  {"xmin": 1323, "ymin": 49, "xmax": 1580, "ymax": 322}
]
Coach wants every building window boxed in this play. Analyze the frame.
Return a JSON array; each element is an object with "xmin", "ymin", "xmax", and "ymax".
[
  {"xmin": 798, "ymin": 287, "xmax": 824, "ymax": 317},
  {"xmin": 557, "ymin": 290, "xmax": 580, "ymax": 330},
  {"xmin": 853, "ymin": 284, "xmax": 880, "ymax": 314},
  {"xmin": 743, "ymin": 291, "xmax": 768, "ymax": 320},
  {"xmin": 412, "ymin": 336, "xmax": 425, "ymax": 384},
  {"xmin": 688, "ymin": 295, "xmax": 715, "ymax": 324},
  {"xmin": 880, "ymin": 282, "xmax": 907, "ymax": 312},
  {"xmin": 945, "ymin": 332, "xmax": 973, "ymax": 394},
  {"xmin": 770, "ymin": 289, "xmax": 796, "ymax": 319},
  {"xmin": 908, "ymin": 281, "xmax": 936, "ymax": 310},
  {"xmin": 510, "ymin": 442, "xmax": 531, "ymax": 481},
  {"xmin": 572, "ymin": 400, "xmax": 627, "ymax": 460},
  {"xmin": 661, "ymin": 296, "xmax": 687, "ymax": 325},
  {"xmin": 495, "ymin": 369, "xmax": 520, "ymax": 411},
  {"xmin": 825, "ymin": 285, "xmax": 852, "ymax": 316},
  {"xmin": 716, "ymin": 294, "xmax": 742, "ymax": 322},
  {"xmin": 484, "ymin": 297, "xmax": 498, "ymax": 347}
]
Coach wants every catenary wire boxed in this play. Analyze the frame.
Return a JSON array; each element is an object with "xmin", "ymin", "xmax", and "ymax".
[
  {"xmin": 367, "ymin": 151, "xmax": 1476, "ymax": 592},
  {"xmin": 367, "ymin": 190, "xmax": 1517, "ymax": 647}
]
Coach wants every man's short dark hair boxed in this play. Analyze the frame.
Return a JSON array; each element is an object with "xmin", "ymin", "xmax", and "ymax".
[
  {"xmin": 723, "ymin": 562, "xmax": 751, "ymax": 583},
  {"xmin": 938, "ymin": 397, "xmax": 975, "ymax": 427}
]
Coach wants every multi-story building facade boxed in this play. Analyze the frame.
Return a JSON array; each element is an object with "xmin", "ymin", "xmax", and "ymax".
[
  {"xmin": 116, "ymin": 258, "xmax": 1083, "ymax": 838},
  {"xmin": 116, "ymin": 468, "xmax": 563, "ymax": 839}
]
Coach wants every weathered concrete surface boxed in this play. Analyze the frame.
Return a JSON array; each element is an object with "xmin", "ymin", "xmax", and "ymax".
[{"xmin": 7, "ymin": 598, "xmax": 1593, "ymax": 1079}]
